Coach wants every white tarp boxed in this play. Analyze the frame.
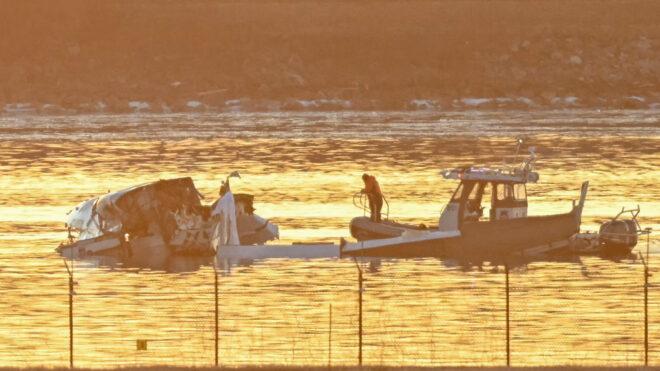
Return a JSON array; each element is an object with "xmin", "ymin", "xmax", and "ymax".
[{"xmin": 210, "ymin": 191, "xmax": 240, "ymax": 249}]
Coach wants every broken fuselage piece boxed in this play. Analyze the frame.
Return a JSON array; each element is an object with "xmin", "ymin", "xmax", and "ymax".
[{"xmin": 57, "ymin": 177, "xmax": 278, "ymax": 260}]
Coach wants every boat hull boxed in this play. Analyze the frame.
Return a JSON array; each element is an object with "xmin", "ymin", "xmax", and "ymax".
[
  {"xmin": 346, "ymin": 211, "xmax": 580, "ymax": 260},
  {"xmin": 459, "ymin": 212, "xmax": 579, "ymax": 257}
]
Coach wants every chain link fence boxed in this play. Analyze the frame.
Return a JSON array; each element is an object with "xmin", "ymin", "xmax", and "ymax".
[{"xmin": 43, "ymin": 239, "xmax": 657, "ymax": 369}]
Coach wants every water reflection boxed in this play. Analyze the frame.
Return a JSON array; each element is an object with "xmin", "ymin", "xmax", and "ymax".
[
  {"xmin": 67, "ymin": 254, "xmax": 216, "ymax": 274},
  {"xmin": 0, "ymin": 111, "xmax": 658, "ymax": 367},
  {"xmin": 60, "ymin": 243, "xmax": 644, "ymax": 275}
]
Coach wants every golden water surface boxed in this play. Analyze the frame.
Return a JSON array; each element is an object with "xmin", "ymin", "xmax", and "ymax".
[{"xmin": 0, "ymin": 111, "xmax": 658, "ymax": 367}]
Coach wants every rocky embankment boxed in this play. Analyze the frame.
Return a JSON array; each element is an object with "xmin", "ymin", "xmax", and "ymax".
[{"xmin": 1, "ymin": 0, "xmax": 659, "ymax": 114}]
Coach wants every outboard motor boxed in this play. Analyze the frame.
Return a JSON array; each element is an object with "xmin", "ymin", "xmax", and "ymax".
[
  {"xmin": 597, "ymin": 206, "xmax": 643, "ymax": 253},
  {"xmin": 599, "ymin": 219, "xmax": 638, "ymax": 249}
]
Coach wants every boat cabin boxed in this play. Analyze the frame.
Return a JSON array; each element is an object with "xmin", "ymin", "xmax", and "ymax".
[
  {"xmin": 450, "ymin": 179, "xmax": 527, "ymax": 222},
  {"xmin": 437, "ymin": 149, "xmax": 539, "ymax": 231}
]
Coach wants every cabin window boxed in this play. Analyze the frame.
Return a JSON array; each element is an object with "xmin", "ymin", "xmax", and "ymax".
[
  {"xmin": 481, "ymin": 182, "xmax": 492, "ymax": 214},
  {"xmin": 496, "ymin": 183, "xmax": 514, "ymax": 201},
  {"xmin": 514, "ymin": 183, "xmax": 527, "ymax": 201},
  {"xmin": 451, "ymin": 183, "xmax": 465, "ymax": 202},
  {"xmin": 468, "ymin": 182, "xmax": 480, "ymax": 200}
]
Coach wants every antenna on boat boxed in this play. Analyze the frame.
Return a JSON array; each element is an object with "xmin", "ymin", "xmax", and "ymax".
[
  {"xmin": 523, "ymin": 147, "xmax": 536, "ymax": 171},
  {"xmin": 513, "ymin": 138, "xmax": 524, "ymax": 164}
]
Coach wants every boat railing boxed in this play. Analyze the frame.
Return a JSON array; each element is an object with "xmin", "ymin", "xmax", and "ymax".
[
  {"xmin": 440, "ymin": 146, "xmax": 539, "ymax": 183},
  {"xmin": 353, "ymin": 192, "xmax": 390, "ymax": 220},
  {"xmin": 611, "ymin": 205, "xmax": 644, "ymax": 232},
  {"xmin": 440, "ymin": 165, "xmax": 539, "ymax": 183},
  {"xmin": 598, "ymin": 205, "xmax": 653, "ymax": 238}
]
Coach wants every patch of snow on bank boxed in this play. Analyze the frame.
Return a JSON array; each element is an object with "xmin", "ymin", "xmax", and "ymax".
[
  {"xmin": 517, "ymin": 97, "xmax": 535, "ymax": 106},
  {"xmin": 409, "ymin": 99, "xmax": 436, "ymax": 110},
  {"xmin": 296, "ymin": 99, "xmax": 352, "ymax": 109},
  {"xmin": 4, "ymin": 103, "xmax": 35, "ymax": 113},
  {"xmin": 187, "ymin": 101, "xmax": 209, "ymax": 110},
  {"xmin": 460, "ymin": 98, "xmax": 492, "ymax": 106},
  {"xmin": 297, "ymin": 100, "xmax": 318, "ymax": 108},
  {"xmin": 129, "ymin": 101, "xmax": 150, "ymax": 111},
  {"xmin": 552, "ymin": 97, "xmax": 579, "ymax": 106},
  {"xmin": 224, "ymin": 99, "xmax": 242, "ymax": 112},
  {"xmin": 454, "ymin": 97, "xmax": 535, "ymax": 108}
]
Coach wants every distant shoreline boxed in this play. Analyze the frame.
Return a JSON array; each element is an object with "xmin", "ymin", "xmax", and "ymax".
[
  {"xmin": 2, "ymin": 0, "xmax": 659, "ymax": 115},
  {"xmin": 2, "ymin": 96, "xmax": 659, "ymax": 117}
]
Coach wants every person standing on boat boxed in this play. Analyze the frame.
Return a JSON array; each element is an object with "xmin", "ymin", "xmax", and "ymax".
[{"xmin": 361, "ymin": 173, "xmax": 383, "ymax": 222}]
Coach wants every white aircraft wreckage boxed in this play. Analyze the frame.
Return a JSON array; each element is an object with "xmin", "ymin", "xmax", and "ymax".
[{"xmin": 57, "ymin": 173, "xmax": 280, "ymax": 263}]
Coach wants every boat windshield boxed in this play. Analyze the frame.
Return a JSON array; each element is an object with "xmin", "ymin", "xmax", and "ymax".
[
  {"xmin": 451, "ymin": 183, "xmax": 465, "ymax": 202},
  {"xmin": 465, "ymin": 181, "xmax": 490, "ymax": 221}
]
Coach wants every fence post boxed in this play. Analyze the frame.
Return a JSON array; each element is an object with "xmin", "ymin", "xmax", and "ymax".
[
  {"xmin": 505, "ymin": 264, "xmax": 510, "ymax": 367},
  {"xmin": 213, "ymin": 262, "xmax": 219, "ymax": 367},
  {"xmin": 643, "ymin": 229, "xmax": 651, "ymax": 367},
  {"xmin": 63, "ymin": 259, "xmax": 74, "ymax": 369},
  {"xmin": 353, "ymin": 257, "xmax": 363, "ymax": 366},
  {"xmin": 328, "ymin": 303, "xmax": 332, "ymax": 367},
  {"xmin": 645, "ymin": 259, "xmax": 648, "ymax": 367}
]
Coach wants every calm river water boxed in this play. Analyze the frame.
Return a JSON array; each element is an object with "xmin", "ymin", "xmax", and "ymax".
[{"xmin": 0, "ymin": 110, "xmax": 659, "ymax": 367}]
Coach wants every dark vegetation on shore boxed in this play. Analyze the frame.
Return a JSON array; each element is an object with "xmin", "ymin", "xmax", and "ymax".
[{"xmin": 1, "ymin": 0, "xmax": 659, "ymax": 114}]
